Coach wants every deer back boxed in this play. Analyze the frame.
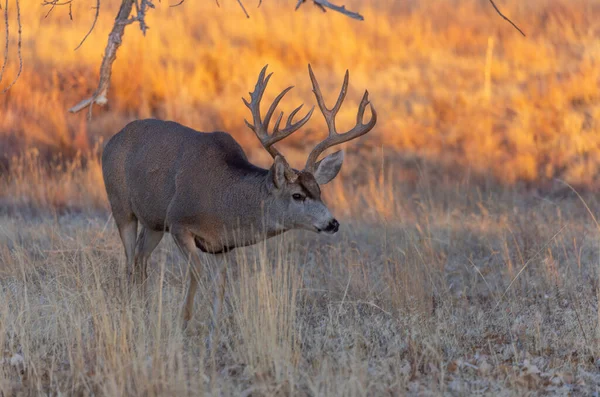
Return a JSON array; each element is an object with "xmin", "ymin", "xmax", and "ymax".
[{"xmin": 102, "ymin": 119, "xmax": 268, "ymax": 234}]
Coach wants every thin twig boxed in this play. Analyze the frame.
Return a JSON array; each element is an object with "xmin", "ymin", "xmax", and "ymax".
[
  {"xmin": 41, "ymin": 0, "xmax": 74, "ymax": 19},
  {"xmin": 132, "ymin": 0, "xmax": 154, "ymax": 35},
  {"xmin": 0, "ymin": 0, "xmax": 9, "ymax": 85},
  {"xmin": 2, "ymin": 0, "xmax": 21, "ymax": 93},
  {"xmin": 169, "ymin": 0, "xmax": 184, "ymax": 7},
  {"xmin": 74, "ymin": 0, "xmax": 100, "ymax": 50},
  {"xmin": 42, "ymin": 0, "xmax": 73, "ymax": 6},
  {"xmin": 488, "ymin": 0, "xmax": 525, "ymax": 37},
  {"xmin": 236, "ymin": 0, "xmax": 249, "ymax": 18},
  {"xmin": 44, "ymin": 4, "xmax": 56, "ymax": 18},
  {"xmin": 296, "ymin": 0, "xmax": 364, "ymax": 21}
]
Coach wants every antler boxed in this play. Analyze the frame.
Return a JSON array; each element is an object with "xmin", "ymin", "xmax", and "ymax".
[
  {"xmin": 243, "ymin": 65, "xmax": 314, "ymax": 159},
  {"xmin": 304, "ymin": 64, "xmax": 377, "ymax": 173}
]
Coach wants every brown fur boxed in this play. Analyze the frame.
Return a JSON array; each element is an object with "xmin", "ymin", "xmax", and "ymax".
[
  {"xmin": 102, "ymin": 118, "xmax": 340, "ymax": 327},
  {"xmin": 298, "ymin": 172, "xmax": 321, "ymax": 199}
]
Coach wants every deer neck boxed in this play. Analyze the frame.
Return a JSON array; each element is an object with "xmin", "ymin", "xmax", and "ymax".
[{"xmin": 220, "ymin": 168, "xmax": 287, "ymax": 246}]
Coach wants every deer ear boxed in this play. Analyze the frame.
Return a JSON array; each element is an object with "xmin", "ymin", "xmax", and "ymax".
[
  {"xmin": 313, "ymin": 150, "xmax": 344, "ymax": 185},
  {"xmin": 272, "ymin": 156, "xmax": 297, "ymax": 189},
  {"xmin": 272, "ymin": 156, "xmax": 287, "ymax": 189}
]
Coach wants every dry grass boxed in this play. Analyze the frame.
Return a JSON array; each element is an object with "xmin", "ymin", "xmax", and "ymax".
[
  {"xmin": 2, "ymin": 0, "xmax": 600, "ymax": 395},
  {"xmin": 2, "ymin": 168, "xmax": 600, "ymax": 395}
]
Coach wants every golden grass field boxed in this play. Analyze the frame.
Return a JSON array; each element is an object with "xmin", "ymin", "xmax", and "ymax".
[{"xmin": 2, "ymin": 0, "xmax": 600, "ymax": 395}]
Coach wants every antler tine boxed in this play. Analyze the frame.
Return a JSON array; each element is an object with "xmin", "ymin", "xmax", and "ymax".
[
  {"xmin": 330, "ymin": 70, "xmax": 349, "ymax": 119},
  {"xmin": 270, "ymin": 105, "xmax": 315, "ymax": 146},
  {"xmin": 308, "ymin": 64, "xmax": 326, "ymax": 112},
  {"xmin": 283, "ymin": 104, "xmax": 313, "ymax": 132},
  {"xmin": 354, "ymin": 90, "xmax": 377, "ymax": 130},
  {"xmin": 243, "ymin": 65, "xmax": 314, "ymax": 159},
  {"xmin": 308, "ymin": 65, "xmax": 349, "ymax": 134},
  {"xmin": 243, "ymin": 65, "xmax": 273, "ymax": 139},
  {"xmin": 272, "ymin": 111, "xmax": 284, "ymax": 134},
  {"xmin": 263, "ymin": 86, "xmax": 294, "ymax": 130},
  {"xmin": 304, "ymin": 64, "xmax": 377, "ymax": 172}
]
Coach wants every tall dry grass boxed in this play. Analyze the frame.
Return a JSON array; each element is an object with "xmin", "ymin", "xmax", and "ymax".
[
  {"xmin": 2, "ymin": 0, "xmax": 600, "ymax": 395},
  {"xmin": 2, "ymin": 170, "xmax": 600, "ymax": 394}
]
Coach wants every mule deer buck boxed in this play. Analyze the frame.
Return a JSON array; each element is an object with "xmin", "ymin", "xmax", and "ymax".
[{"xmin": 102, "ymin": 65, "xmax": 377, "ymax": 328}]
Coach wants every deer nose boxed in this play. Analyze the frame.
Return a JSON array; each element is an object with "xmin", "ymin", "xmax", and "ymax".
[{"xmin": 324, "ymin": 219, "xmax": 339, "ymax": 234}]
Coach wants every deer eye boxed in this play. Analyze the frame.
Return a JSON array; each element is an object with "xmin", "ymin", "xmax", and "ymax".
[{"xmin": 292, "ymin": 193, "xmax": 306, "ymax": 202}]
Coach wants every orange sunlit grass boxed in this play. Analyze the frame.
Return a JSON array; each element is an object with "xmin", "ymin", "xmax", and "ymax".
[{"xmin": 1, "ymin": 0, "xmax": 600, "ymax": 188}]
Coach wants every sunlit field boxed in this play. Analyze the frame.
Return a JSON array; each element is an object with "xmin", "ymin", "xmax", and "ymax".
[{"xmin": 2, "ymin": 0, "xmax": 600, "ymax": 395}]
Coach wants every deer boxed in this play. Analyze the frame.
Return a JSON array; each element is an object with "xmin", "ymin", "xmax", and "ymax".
[{"xmin": 102, "ymin": 64, "xmax": 377, "ymax": 330}]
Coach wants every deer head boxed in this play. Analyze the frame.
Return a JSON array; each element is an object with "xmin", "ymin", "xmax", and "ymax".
[{"xmin": 243, "ymin": 65, "xmax": 377, "ymax": 234}]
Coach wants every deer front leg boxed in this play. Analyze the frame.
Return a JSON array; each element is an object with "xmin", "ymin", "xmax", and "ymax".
[
  {"xmin": 171, "ymin": 227, "xmax": 203, "ymax": 330},
  {"xmin": 208, "ymin": 261, "xmax": 228, "ymax": 348}
]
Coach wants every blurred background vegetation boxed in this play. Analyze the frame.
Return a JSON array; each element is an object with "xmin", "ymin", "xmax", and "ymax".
[{"xmin": 1, "ymin": 0, "xmax": 599, "ymax": 206}]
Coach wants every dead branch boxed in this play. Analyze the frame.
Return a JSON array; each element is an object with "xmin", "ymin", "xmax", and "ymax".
[
  {"xmin": 236, "ymin": 0, "xmax": 249, "ymax": 18},
  {"xmin": 134, "ymin": 0, "xmax": 155, "ymax": 35},
  {"xmin": 169, "ymin": 0, "xmax": 184, "ymax": 7},
  {"xmin": 295, "ymin": 0, "xmax": 363, "ymax": 20},
  {"xmin": 70, "ymin": 0, "xmax": 370, "ymax": 115},
  {"xmin": 0, "ymin": 0, "xmax": 22, "ymax": 92},
  {"xmin": 69, "ymin": 0, "xmax": 135, "ymax": 116},
  {"xmin": 42, "ymin": 0, "xmax": 73, "ymax": 19},
  {"xmin": 488, "ymin": 0, "xmax": 525, "ymax": 37},
  {"xmin": 0, "ymin": 0, "xmax": 9, "ymax": 86},
  {"xmin": 67, "ymin": 0, "xmax": 525, "ymax": 116},
  {"xmin": 74, "ymin": 0, "xmax": 100, "ymax": 50},
  {"xmin": 2, "ymin": 0, "xmax": 21, "ymax": 92}
]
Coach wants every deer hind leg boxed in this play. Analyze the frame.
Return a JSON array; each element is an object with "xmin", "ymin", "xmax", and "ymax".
[
  {"xmin": 134, "ymin": 227, "xmax": 164, "ymax": 286},
  {"xmin": 171, "ymin": 227, "xmax": 203, "ymax": 330},
  {"xmin": 116, "ymin": 217, "xmax": 138, "ymax": 282}
]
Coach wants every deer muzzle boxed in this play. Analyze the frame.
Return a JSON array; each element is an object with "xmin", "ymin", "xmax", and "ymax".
[{"xmin": 322, "ymin": 219, "xmax": 340, "ymax": 234}]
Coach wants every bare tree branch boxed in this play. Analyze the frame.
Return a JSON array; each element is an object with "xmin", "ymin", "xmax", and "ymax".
[
  {"xmin": 70, "ymin": 0, "xmax": 370, "ymax": 115},
  {"xmin": 74, "ymin": 0, "xmax": 100, "ymax": 50},
  {"xmin": 42, "ymin": 0, "xmax": 74, "ymax": 19},
  {"xmin": 236, "ymin": 0, "xmax": 249, "ymax": 18},
  {"xmin": 0, "ymin": 0, "xmax": 9, "ymax": 86},
  {"xmin": 169, "ymin": 0, "xmax": 185, "ymax": 8},
  {"xmin": 67, "ymin": 0, "xmax": 525, "ymax": 115},
  {"xmin": 134, "ymin": 0, "xmax": 154, "ymax": 35},
  {"xmin": 69, "ymin": 0, "xmax": 135, "ymax": 116},
  {"xmin": 0, "ymin": 0, "xmax": 22, "ymax": 92},
  {"xmin": 295, "ymin": 0, "xmax": 364, "ymax": 21},
  {"xmin": 488, "ymin": 0, "xmax": 525, "ymax": 37},
  {"xmin": 42, "ymin": 0, "xmax": 74, "ymax": 5},
  {"xmin": 2, "ymin": 0, "xmax": 21, "ymax": 92}
]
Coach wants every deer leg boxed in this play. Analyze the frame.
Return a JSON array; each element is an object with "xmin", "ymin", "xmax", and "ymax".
[
  {"xmin": 208, "ymin": 262, "xmax": 228, "ymax": 348},
  {"xmin": 134, "ymin": 227, "xmax": 164, "ymax": 286},
  {"xmin": 171, "ymin": 227, "xmax": 203, "ymax": 330},
  {"xmin": 117, "ymin": 218, "xmax": 138, "ymax": 282}
]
